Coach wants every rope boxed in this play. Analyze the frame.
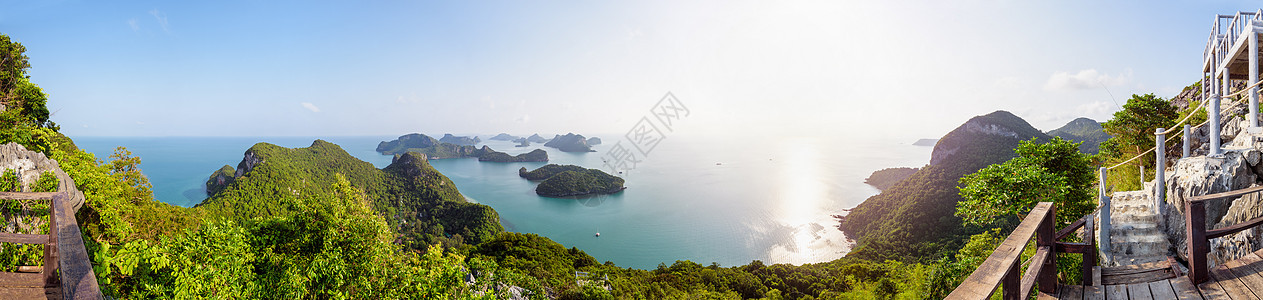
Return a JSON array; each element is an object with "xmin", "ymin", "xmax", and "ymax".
[{"xmin": 1107, "ymin": 80, "xmax": 1263, "ymax": 170}]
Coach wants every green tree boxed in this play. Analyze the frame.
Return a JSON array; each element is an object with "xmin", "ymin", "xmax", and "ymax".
[
  {"xmin": 1100, "ymin": 93, "xmax": 1176, "ymax": 189},
  {"xmin": 957, "ymin": 137, "xmax": 1096, "ymax": 228}
]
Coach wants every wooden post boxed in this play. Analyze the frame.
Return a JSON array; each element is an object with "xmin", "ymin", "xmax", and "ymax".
[
  {"xmin": 1187, "ymin": 200, "xmax": 1210, "ymax": 284},
  {"xmin": 43, "ymin": 193, "xmax": 57, "ymax": 287},
  {"xmin": 1037, "ymin": 204, "xmax": 1056, "ymax": 294},
  {"xmin": 1083, "ymin": 215, "xmax": 1096, "ymax": 285}
]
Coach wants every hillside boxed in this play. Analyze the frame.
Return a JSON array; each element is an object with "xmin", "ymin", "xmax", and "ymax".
[
  {"xmin": 864, "ymin": 167, "xmax": 919, "ymax": 191},
  {"xmin": 199, "ymin": 140, "xmax": 503, "ymax": 247},
  {"xmin": 1048, "ymin": 117, "xmax": 1110, "ymax": 154},
  {"xmin": 841, "ymin": 110, "xmax": 1050, "ymax": 260}
]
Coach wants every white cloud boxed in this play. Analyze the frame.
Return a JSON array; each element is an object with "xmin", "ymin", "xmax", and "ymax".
[
  {"xmin": 1043, "ymin": 69, "xmax": 1132, "ymax": 91},
  {"xmin": 127, "ymin": 19, "xmax": 139, "ymax": 31},
  {"xmin": 301, "ymin": 102, "xmax": 321, "ymax": 112},
  {"xmin": 149, "ymin": 9, "xmax": 170, "ymax": 33},
  {"xmin": 1075, "ymin": 101, "xmax": 1114, "ymax": 116}
]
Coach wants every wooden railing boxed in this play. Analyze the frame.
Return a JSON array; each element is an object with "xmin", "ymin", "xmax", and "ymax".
[
  {"xmin": 1185, "ymin": 185, "xmax": 1263, "ymax": 284},
  {"xmin": 0, "ymin": 192, "xmax": 102, "ymax": 299},
  {"xmin": 946, "ymin": 202, "xmax": 1099, "ymax": 300}
]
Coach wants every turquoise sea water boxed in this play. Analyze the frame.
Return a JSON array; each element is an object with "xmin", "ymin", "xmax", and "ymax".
[{"xmin": 72, "ymin": 134, "xmax": 931, "ymax": 269}]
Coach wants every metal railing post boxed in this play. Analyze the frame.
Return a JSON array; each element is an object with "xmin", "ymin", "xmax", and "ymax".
[
  {"xmin": 1184, "ymin": 124, "xmax": 1191, "ymax": 158},
  {"xmin": 1156, "ymin": 128, "xmax": 1166, "ymax": 211},
  {"xmin": 1098, "ymin": 167, "xmax": 1111, "ymax": 265},
  {"xmin": 1211, "ymin": 91, "xmax": 1222, "ymax": 155},
  {"xmin": 1252, "ymin": 31, "xmax": 1260, "ymax": 129}
]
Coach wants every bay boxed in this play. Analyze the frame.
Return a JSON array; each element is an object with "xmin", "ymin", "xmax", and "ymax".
[{"xmin": 71, "ymin": 133, "xmax": 931, "ymax": 269}]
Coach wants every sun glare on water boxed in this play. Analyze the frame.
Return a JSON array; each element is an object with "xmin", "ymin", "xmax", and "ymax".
[{"xmin": 767, "ymin": 137, "xmax": 851, "ymax": 265}]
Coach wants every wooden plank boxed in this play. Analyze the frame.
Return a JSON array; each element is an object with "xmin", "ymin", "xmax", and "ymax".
[
  {"xmin": 0, "ymin": 272, "xmax": 42, "ymax": 287},
  {"xmin": 1150, "ymin": 279, "xmax": 1180, "ymax": 300},
  {"xmin": 1105, "ymin": 284, "xmax": 1129, "ymax": 299},
  {"xmin": 1189, "ymin": 185, "xmax": 1263, "ymax": 202},
  {"xmin": 52, "ymin": 192, "xmax": 102, "ymax": 299},
  {"xmin": 1207, "ymin": 215, "xmax": 1263, "ymax": 239},
  {"xmin": 0, "ymin": 287, "xmax": 51, "ymax": 299},
  {"xmin": 1224, "ymin": 254, "xmax": 1263, "ymax": 298},
  {"xmin": 1021, "ymin": 247, "xmax": 1052, "ymax": 299},
  {"xmin": 1129, "ymin": 282, "xmax": 1154, "ymax": 299},
  {"xmin": 945, "ymin": 202, "xmax": 1052, "ymax": 299},
  {"xmin": 1082, "ymin": 285, "xmax": 1104, "ymax": 300},
  {"xmin": 1103, "ymin": 269, "xmax": 1175, "ymax": 285},
  {"xmin": 1053, "ymin": 285, "xmax": 1083, "ymax": 300},
  {"xmin": 1093, "ymin": 266, "xmax": 1102, "ymax": 288},
  {"xmin": 1103, "ymin": 260, "xmax": 1174, "ymax": 274},
  {"xmin": 0, "ymin": 192, "xmax": 58, "ymax": 200},
  {"xmin": 0, "ymin": 233, "xmax": 49, "ymax": 245},
  {"xmin": 1170, "ymin": 276, "xmax": 1205, "ymax": 300},
  {"xmin": 1197, "ymin": 278, "xmax": 1234, "ymax": 300},
  {"xmin": 1209, "ymin": 265, "xmax": 1261, "ymax": 300}
]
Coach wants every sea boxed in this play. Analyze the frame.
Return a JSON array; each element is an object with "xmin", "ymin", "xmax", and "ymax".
[{"xmin": 71, "ymin": 134, "xmax": 932, "ymax": 269}]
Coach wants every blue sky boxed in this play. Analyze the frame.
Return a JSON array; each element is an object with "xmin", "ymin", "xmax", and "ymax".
[{"xmin": 0, "ymin": 1, "xmax": 1255, "ymax": 139}]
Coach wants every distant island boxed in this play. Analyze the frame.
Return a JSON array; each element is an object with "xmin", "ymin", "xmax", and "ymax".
[
  {"xmin": 1047, "ymin": 117, "xmax": 1109, "ymax": 154},
  {"xmin": 587, "ymin": 137, "xmax": 602, "ymax": 145},
  {"xmin": 439, "ymin": 133, "xmax": 481, "ymax": 146},
  {"xmin": 864, "ymin": 167, "xmax": 919, "ymax": 191},
  {"xmin": 376, "ymin": 133, "xmax": 488, "ymax": 158},
  {"xmin": 912, "ymin": 139, "xmax": 937, "ymax": 146},
  {"xmin": 526, "ymin": 134, "xmax": 550, "ymax": 143},
  {"xmin": 480, "ymin": 149, "xmax": 548, "ymax": 162},
  {"xmin": 513, "ymin": 138, "xmax": 531, "ymax": 147},
  {"xmin": 544, "ymin": 133, "xmax": 595, "ymax": 152},
  {"xmin": 520, "ymin": 164, "xmax": 625, "ymax": 197},
  {"xmin": 489, "ymin": 133, "xmax": 519, "ymax": 141}
]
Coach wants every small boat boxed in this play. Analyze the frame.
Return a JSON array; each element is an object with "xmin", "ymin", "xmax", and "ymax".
[{"xmin": 595, "ymin": 232, "xmax": 601, "ymax": 237}]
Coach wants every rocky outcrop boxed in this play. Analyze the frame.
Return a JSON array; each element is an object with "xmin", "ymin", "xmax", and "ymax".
[
  {"xmin": 544, "ymin": 133, "xmax": 595, "ymax": 152},
  {"xmin": 205, "ymin": 165, "xmax": 236, "ymax": 196},
  {"xmin": 0, "ymin": 143, "xmax": 86, "ymax": 212},
  {"xmin": 586, "ymin": 137, "xmax": 602, "ymax": 145}
]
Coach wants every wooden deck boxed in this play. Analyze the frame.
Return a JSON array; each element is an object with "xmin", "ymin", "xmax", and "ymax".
[{"xmin": 1041, "ymin": 249, "xmax": 1263, "ymax": 299}]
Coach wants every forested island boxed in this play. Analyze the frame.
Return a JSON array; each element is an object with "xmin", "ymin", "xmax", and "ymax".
[
  {"xmin": 376, "ymin": 133, "xmax": 488, "ymax": 158},
  {"xmin": 863, "ymin": 167, "xmax": 919, "ymax": 191},
  {"xmin": 479, "ymin": 148, "xmax": 548, "ymax": 162},
  {"xmin": 519, "ymin": 164, "xmax": 625, "ymax": 197},
  {"xmin": 544, "ymin": 133, "xmax": 596, "ymax": 152}
]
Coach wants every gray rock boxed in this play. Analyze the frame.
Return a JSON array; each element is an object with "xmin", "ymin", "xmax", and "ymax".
[{"xmin": 0, "ymin": 142, "xmax": 87, "ymax": 216}]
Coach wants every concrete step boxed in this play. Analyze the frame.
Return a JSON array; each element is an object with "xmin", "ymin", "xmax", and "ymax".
[
  {"xmin": 1111, "ymin": 255, "xmax": 1171, "ymax": 267},
  {"xmin": 1110, "ymin": 241, "xmax": 1170, "ymax": 257},
  {"xmin": 1108, "ymin": 226, "xmax": 1163, "ymax": 238},
  {"xmin": 1110, "ymin": 234, "xmax": 1168, "ymax": 244},
  {"xmin": 1111, "ymin": 214, "xmax": 1159, "ymax": 225}
]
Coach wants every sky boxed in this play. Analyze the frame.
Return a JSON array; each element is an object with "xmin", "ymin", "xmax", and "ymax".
[{"xmin": 0, "ymin": 0, "xmax": 1256, "ymax": 140}]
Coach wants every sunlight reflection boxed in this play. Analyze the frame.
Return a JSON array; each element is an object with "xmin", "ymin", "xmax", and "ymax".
[{"xmin": 767, "ymin": 137, "xmax": 848, "ymax": 264}]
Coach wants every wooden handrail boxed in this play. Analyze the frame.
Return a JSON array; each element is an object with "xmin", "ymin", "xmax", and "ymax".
[
  {"xmin": 1184, "ymin": 187, "xmax": 1263, "ymax": 284},
  {"xmin": 947, "ymin": 203, "xmax": 1100, "ymax": 299},
  {"xmin": 0, "ymin": 192, "xmax": 102, "ymax": 299}
]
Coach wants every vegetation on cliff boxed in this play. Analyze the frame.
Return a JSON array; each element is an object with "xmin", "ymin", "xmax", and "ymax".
[
  {"xmin": 1048, "ymin": 117, "xmax": 1110, "ymax": 154},
  {"xmin": 204, "ymin": 165, "xmax": 235, "ymax": 196}
]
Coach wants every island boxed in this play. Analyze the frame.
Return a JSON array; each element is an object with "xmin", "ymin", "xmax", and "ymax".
[
  {"xmin": 526, "ymin": 133, "xmax": 550, "ymax": 143},
  {"xmin": 479, "ymin": 149, "xmax": 548, "ymax": 162},
  {"xmin": 519, "ymin": 164, "xmax": 625, "ymax": 197},
  {"xmin": 439, "ymin": 133, "xmax": 481, "ymax": 146},
  {"xmin": 376, "ymin": 133, "xmax": 489, "ymax": 158},
  {"xmin": 489, "ymin": 133, "xmax": 519, "ymax": 141},
  {"xmin": 513, "ymin": 138, "xmax": 531, "ymax": 147},
  {"xmin": 864, "ymin": 167, "xmax": 919, "ymax": 191},
  {"xmin": 912, "ymin": 139, "xmax": 937, "ymax": 146},
  {"xmin": 587, "ymin": 137, "xmax": 602, "ymax": 145},
  {"xmin": 544, "ymin": 133, "xmax": 596, "ymax": 152}
]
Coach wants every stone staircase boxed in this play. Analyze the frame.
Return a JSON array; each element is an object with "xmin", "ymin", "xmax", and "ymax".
[{"xmin": 1106, "ymin": 191, "xmax": 1172, "ymax": 267}]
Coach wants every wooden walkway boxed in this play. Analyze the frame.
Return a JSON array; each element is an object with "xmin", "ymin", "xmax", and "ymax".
[{"xmin": 1041, "ymin": 249, "xmax": 1263, "ymax": 299}]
